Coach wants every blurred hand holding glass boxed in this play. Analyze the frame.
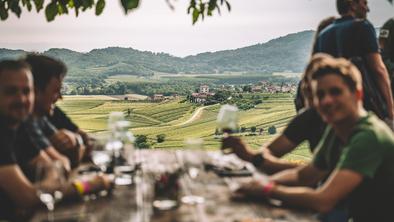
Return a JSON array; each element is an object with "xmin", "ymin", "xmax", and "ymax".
[
  {"xmin": 217, "ymin": 104, "xmax": 239, "ymax": 133},
  {"xmin": 35, "ymin": 161, "xmax": 67, "ymax": 221},
  {"xmin": 217, "ymin": 104, "xmax": 239, "ymax": 154}
]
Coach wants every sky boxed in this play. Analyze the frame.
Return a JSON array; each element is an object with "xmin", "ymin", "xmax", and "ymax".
[{"xmin": 0, "ymin": 0, "xmax": 393, "ymax": 57}]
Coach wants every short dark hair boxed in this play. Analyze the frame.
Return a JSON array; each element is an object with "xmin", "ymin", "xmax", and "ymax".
[
  {"xmin": 308, "ymin": 53, "xmax": 362, "ymax": 92},
  {"xmin": 336, "ymin": 0, "xmax": 358, "ymax": 15},
  {"xmin": 24, "ymin": 54, "xmax": 67, "ymax": 91},
  {"xmin": 0, "ymin": 59, "xmax": 31, "ymax": 77}
]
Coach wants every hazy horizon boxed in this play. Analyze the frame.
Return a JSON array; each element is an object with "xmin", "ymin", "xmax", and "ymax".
[
  {"xmin": 0, "ymin": 0, "xmax": 393, "ymax": 57},
  {"xmin": 0, "ymin": 30, "xmax": 316, "ymax": 58}
]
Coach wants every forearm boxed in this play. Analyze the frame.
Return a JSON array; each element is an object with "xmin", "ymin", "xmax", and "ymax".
[
  {"xmin": 368, "ymin": 54, "xmax": 394, "ymax": 119},
  {"xmin": 0, "ymin": 166, "xmax": 40, "ymax": 208},
  {"xmin": 375, "ymin": 66, "xmax": 394, "ymax": 118},
  {"xmin": 270, "ymin": 165, "xmax": 326, "ymax": 186},
  {"xmin": 260, "ymin": 156, "xmax": 299, "ymax": 175},
  {"xmin": 269, "ymin": 168, "xmax": 301, "ymax": 186},
  {"xmin": 271, "ymin": 185, "xmax": 333, "ymax": 213}
]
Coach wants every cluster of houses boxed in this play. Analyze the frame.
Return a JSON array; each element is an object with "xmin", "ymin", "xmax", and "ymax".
[
  {"xmin": 149, "ymin": 94, "xmax": 179, "ymax": 102},
  {"xmin": 250, "ymin": 81, "xmax": 297, "ymax": 93},
  {"xmin": 190, "ymin": 85, "xmax": 215, "ymax": 103},
  {"xmin": 149, "ymin": 81, "xmax": 297, "ymax": 103}
]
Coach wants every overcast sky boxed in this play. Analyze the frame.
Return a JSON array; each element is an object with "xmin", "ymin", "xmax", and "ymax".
[{"xmin": 0, "ymin": 0, "xmax": 393, "ymax": 57}]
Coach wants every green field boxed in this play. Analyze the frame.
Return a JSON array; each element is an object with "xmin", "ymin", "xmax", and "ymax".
[{"xmin": 57, "ymin": 94, "xmax": 312, "ymax": 162}]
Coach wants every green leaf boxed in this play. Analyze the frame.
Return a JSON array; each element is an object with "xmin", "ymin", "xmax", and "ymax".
[
  {"xmin": 121, "ymin": 0, "xmax": 139, "ymax": 13},
  {"xmin": 26, "ymin": 0, "xmax": 32, "ymax": 11},
  {"xmin": 45, "ymin": 1, "xmax": 58, "ymax": 22},
  {"xmin": 95, "ymin": 0, "xmax": 105, "ymax": 15},
  {"xmin": 225, "ymin": 1, "xmax": 230, "ymax": 11},
  {"xmin": 192, "ymin": 8, "xmax": 199, "ymax": 24},
  {"xmin": 33, "ymin": 0, "xmax": 44, "ymax": 12},
  {"xmin": 58, "ymin": 3, "xmax": 69, "ymax": 14},
  {"xmin": 0, "ymin": 2, "xmax": 8, "ymax": 20},
  {"xmin": 81, "ymin": 0, "xmax": 93, "ymax": 10},
  {"xmin": 207, "ymin": 0, "xmax": 216, "ymax": 12},
  {"xmin": 199, "ymin": 2, "xmax": 205, "ymax": 20},
  {"xmin": 10, "ymin": 0, "xmax": 22, "ymax": 17}
]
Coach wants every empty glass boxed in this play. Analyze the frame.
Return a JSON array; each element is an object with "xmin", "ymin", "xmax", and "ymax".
[
  {"xmin": 178, "ymin": 138, "xmax": 205, "ymax": 205},
  {"xmin": 35, "ymin": 161, "xmax": 67, "ymax": 221}
]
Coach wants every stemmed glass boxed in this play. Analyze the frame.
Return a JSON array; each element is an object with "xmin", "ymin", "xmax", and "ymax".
[
  {"xmin": 91, "ymin": 136, "xmax": 111, "ymax": 173},
  {"xmin": 217, "ymin": 104, "xmax": 239, "ymax": 154},
  {"xmin": 35, "ymin": 161, "xmax": 67, "ymax": 222},
  {"xmin": 178, "ymin": 138, "xmax": 205, "ymax": 205}
]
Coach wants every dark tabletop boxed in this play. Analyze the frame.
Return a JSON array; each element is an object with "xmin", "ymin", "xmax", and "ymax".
[{"xmin": 31, "ymin": 150, "xmax": 318, "ymax": 222}]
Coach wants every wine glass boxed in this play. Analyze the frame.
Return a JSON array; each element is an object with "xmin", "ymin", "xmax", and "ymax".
[
  {"xmin": 91, "ymin": 136, "xmax": 111, "ymax": 173},
  {"xmin": 108, "ymin": 111, "xmax": 125, "ymax": 132},
  {"xmin": 217, "ymin": 104, "xmax": 239, "ymax": 154},
  {"xmin": 178, "ymin": 138, "xmax": 205, "ymax": 205},
  {"xmin": 35, "ymin": 161, "xmax": 67, "ymax": 221}
]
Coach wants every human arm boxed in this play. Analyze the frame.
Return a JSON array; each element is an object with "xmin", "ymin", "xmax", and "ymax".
[
  {"xmin": 366, "ymin": 53, "xmax": 394, "ymax": 119},
  {"xmin": 50, "ymin": 129, "xmax": 85, "ymax": 167},
  {"xmin": 77, "ymin": 129, "xmax": 93, "ymax": 161},
  {"xmin": 270, "ymin": 169, "xmax": 362, "ymax": 213},
  {"xmin": 270, "ymin": 163, "xmax": 328, "ymax": 187},
  {"xmin": 221, "ymin": 135, "xmax": 299, "ymax": 174},
  {"xmin": 44, "ymin": 146, "xmax": 71, "ymax": 172},
  {"xmin": 237, "ymin": 168, "xmax": 362, "ymax": 213},
  {"xmin": 0, "ymin": 165, "xmax": 40, "ymax": 208}
]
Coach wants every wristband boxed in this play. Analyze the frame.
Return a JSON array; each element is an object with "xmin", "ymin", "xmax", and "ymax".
[
  {"xmin": 251, "ymin": 153, "xmax": 264, "ymax": 167},
  {"xmin": 73, "ymin": 180, "xmax": 92, "ymax": 195},
  {"xmin": 73, "ymin": 180, "xmax": 84, "ymax": 195},
  {"xmin": 262, "ymin": 181, "xmax": 275, "ymax": 196},
  {"xmin": 81, "ymin": 181, "xmax": 92, "ymax": 194}
]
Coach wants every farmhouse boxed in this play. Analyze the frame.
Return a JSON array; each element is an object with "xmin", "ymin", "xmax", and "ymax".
[{"xmin": 190, "ymin": 85, "xmax": 215, "ymax": 103}]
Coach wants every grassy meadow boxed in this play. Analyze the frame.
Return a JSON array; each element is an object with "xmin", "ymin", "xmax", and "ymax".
[{"xmin": 57, "ymin": 93, "xmax": 312, "ymax": 162}]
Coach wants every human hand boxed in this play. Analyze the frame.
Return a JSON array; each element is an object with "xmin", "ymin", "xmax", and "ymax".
[
  {"xmin": 235, "ymin": 177, "xmax": 275, "ymax": 199},
  {"xmin": 59, "ymin": 155, "xmax": 71, "ymax": 173},
  {"xmin": 221, "ymin": 136, "xmax": 254, "ymax": 162},
  {"xmin": 50, "ymin": 129, "xmax": 79, "ymax": 151}
]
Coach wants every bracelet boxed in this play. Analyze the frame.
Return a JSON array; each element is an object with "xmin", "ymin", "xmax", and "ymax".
[
  {"xmin": 73, "ymin": 180, "xmax": 84, "ymax": 195},
  {"xmin": 251, "ymin": 153, "xmax": 264, "ymax": 167},
  {"xmin": 262, "ymin": 181, "xmax": 275, "ymax": 196},
  {"xmin": 73, "ymin": 180, "xmax": 92, "ymax": 195},
  {"xmin": 81, "ymin": 180, "xmax": 92, "ymax": 194}
]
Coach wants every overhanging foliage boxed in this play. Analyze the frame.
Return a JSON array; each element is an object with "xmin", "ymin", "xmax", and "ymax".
[{"xmin": 0, "ymin": 0, "xmax": 231, "ymax": 24}]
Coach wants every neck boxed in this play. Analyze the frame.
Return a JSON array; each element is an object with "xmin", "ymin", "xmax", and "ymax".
[
  {"xmin": 32, "ymin": 107, "xmax": 44, "ymax": 118},
  {"xmin": 332, "ymin": 107, "xmax": 366, "ymax": 142},
  {"xmin": 341, "ymin": 12, "xmax": 355, "ymax": 18}
]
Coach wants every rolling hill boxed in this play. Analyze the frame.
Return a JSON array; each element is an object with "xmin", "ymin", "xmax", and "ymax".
[{"xmin": 0, "ymin": 30, "xmax": 314, "ymax": 81}]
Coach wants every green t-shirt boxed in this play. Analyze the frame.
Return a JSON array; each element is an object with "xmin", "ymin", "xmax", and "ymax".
[{"xmin": 313, "ymin": 113, "xmax": 394, "ymax": 222}]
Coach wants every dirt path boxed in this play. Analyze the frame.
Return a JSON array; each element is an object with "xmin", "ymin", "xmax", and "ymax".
[{"xmin": 175, "ymin": 106, "xmax": 208, "ymax": 126}]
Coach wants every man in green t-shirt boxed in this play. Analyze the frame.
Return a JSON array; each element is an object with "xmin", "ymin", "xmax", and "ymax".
[{"xmin": 236, "ymin": 53, "xmax": 394, "ymax": 222}]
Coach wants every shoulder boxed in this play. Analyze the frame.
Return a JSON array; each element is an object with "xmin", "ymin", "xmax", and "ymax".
[
  {"xmin": 353, "ymin": 19, "xmax": 375, "ymax": 33},
  {"xmin": 345, "ymin": 114, "xmax": 393, "ymax": 154}
]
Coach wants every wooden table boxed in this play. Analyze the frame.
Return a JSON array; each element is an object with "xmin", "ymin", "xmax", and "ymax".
[{"xmin": 31, "ymin": 150, "xmax": 318, "ymax": 222}]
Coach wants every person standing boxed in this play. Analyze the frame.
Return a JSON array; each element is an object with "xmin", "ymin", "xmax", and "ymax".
[{"xmin": 313, "ymin": 0, "xmax": 394, "ymax": 122}]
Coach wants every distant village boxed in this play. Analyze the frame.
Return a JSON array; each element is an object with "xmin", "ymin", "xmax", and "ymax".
[{"xmin": 147, "ymin": 81, "xmax": 297, "ymax": 104}]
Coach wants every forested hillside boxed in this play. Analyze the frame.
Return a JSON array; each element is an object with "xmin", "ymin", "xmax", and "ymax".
[{"xmin": 0, "ymin": 30, "xmax": 314, "ymax": 82}]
